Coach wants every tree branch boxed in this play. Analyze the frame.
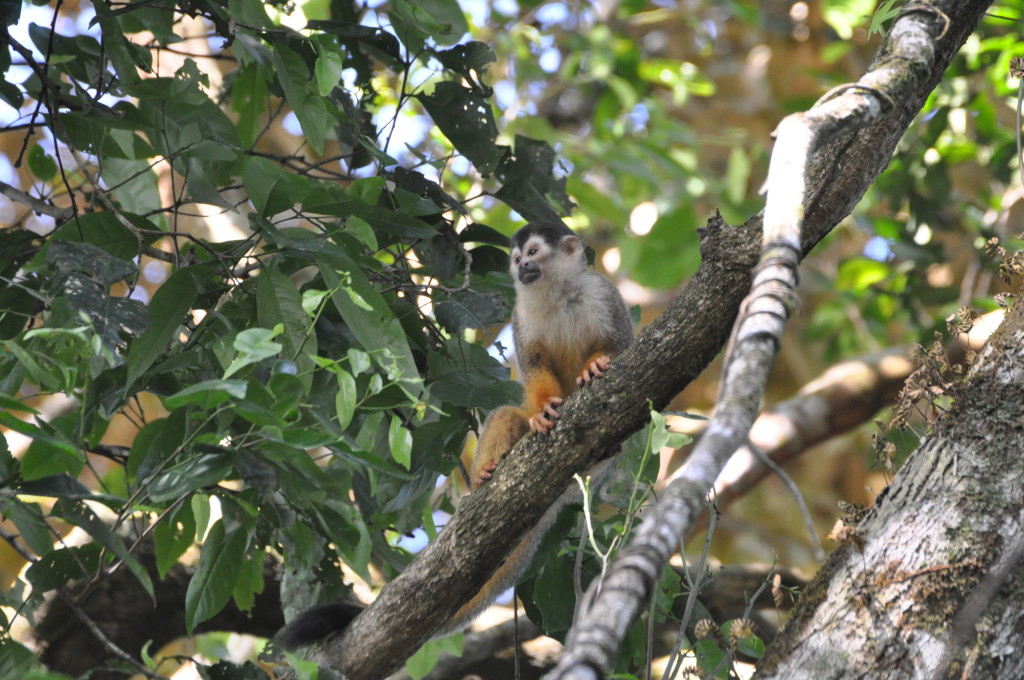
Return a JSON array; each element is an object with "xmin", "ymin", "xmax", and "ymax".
[
  {"xmin": 0, "ymin": 179, "xmax": 74, "ymax": 222},
  {"xmin": 706, "ymin": 310, "xmax": 1000, "ymax": 515}
]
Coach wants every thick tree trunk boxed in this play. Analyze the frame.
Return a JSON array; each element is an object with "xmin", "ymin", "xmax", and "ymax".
[{"xmin": 758, "ymin": 298, "xmax": 1024, "ymax": 679}]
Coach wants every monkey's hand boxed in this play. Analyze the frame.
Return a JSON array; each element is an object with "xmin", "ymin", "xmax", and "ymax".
[
  {"xmin": 576, "ymin": 354, "xmax": 612, "ymax": 386},
  {"xmin": 528, "ymin": 396, "xmax": 563, "ymax": 434}
]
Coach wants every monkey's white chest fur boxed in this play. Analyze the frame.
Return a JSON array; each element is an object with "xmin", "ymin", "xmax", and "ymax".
[{"xmin": 513, "ymin": 270, "xmax": 614, "ymax": 363}]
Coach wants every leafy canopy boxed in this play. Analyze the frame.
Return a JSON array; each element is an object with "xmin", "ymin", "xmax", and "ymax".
[{"xmin": 0, "ymin": 0, "xmax": 600, "ymax": 674}]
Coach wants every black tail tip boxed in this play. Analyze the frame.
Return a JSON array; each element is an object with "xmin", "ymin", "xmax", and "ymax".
[{"xmin": 277, "ymin": 601, "xmax": 365, "ymax": 650}]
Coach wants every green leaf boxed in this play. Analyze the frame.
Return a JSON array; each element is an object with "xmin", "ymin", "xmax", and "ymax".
[
  {"xmin": 313, "ymin": 34, "xmax": 345, "ymax": 97},
  {"xmin": 348, "ymin": 348, "xmax": 372, "ymax": 375},
  {"xmin": 164, "ymin": 379, "xmax": 247, "ymax": 409},
  {"xmin": 317, "ymin": 253, "xmax": 424, "ymax": 398},
  {"xmin": 271, "ymin": 43, "xmax": 328, "ymax": 154},
  {"xmin": 0, "ymin": 78, "xmax": 23, "ymax": 109},
  {"xmin": 51, "ymin": 498, "xmax": 154, "ymax": 601},
  {"xmin": 27, "ymin": 144, "xmax": 57, "ymax": 181},
  {"xmin": 49, "ymin": 212, "xmax": 142, "ymax": 262},
  {"xmin": 129, "ymin": 409, "xmax": 188, "ymax": 483},
  {"xmin": 632, "ymin": 205, "xmax": 700, "ymax": 289},
  {"xmin": 417, "ymin": 81, "xmax": 501, "ymax": 175},
  {"xmin": 90, "ymin": 3, "xmax": 149, "ymax": 88},
  {"xmin": 529, "ymin": 546, "xmax": 576, "ymax": 633},
  {"xmin": 431, "ymin": 42, "xmax": 495, "ymax": 88},
  {"xmin": 388, "ymin": 415, "xmax": 412, "ymax": 469},
  {"xmin": 868, "ymin": 0, "xmax": 901, "ymax": 35},
  {"xmin": 192, "ymin": 494, "xmax": 212, "ymax": 542},
  {"xmin": 0, "ymin": 394, "xmax": 37, "ymax": 413},
  {"xmin": 493, "ymin": 135, "xmax": 573, "ymax": 220},
  {"xmin": 737, "ymin": 632, "xmax": 766, "ymax": 659},
  {"xmin": 837, "ymin": 257, "xmax": 890, "ymax": 292},
  {"xmin": 0, "ymin": 341, "xmax": 57, "ymax": 392},
  {"xmin": 257, "ymin": 269, "xmax": 315, "ymax": 388},
  {"xmin": 232, "ymin": 548, "xmax": 265, "ymax": 612},
  {"xmin": 334, "ymin": 369, "xmax": 357, "ymax": 429},
  {"xmin": 648, "ymin": 409, "xmax": 689, "ymax": 451},
  {"xmin": 101, "ymin": 158, "xmax": 162, "ymax": 220},
  {"xmin": 232, "ymin": 64, "xmax": 269, "ymax": 147},
  {"xmin": 47, "ymin": 239, "xmax": 137, "ymax": 287},
  {"xmin": 126, "ymin": 268, "xmax": 197, "ymax": 389},
  {"xmin": 154, "ymin": 501, "xmax": 196, "ymax": 577},
  {"xmin": 306, "ymin": 21, "xmax": 401, "ymax": 66},
  {"xmin": 0, "ymin": 0, "xmax": 22, "ymax": 27},
  {"xmin": 135, "ymin": 93, "xmax": 241, "ymax": 207},
  {"xmin": 57, "ymin": 274, "xmax": 149, "ymax": 352},
  {"xmin": 17, "ymin": 474, "xmax": 92, "ymax": 499},
  {"xmin": 427, "ymin": 338, "xmax": 521, "ymax": 409},
  {"xmin": 56, "ymin": 111, "xmax": 155, "ymax": 160},
  {"xmin": 242, "ymin": 156, "xmax": 311, "ymax": 217},
  {"xmin": 4, "ymin": 500, "xmax": 53, "ymax": 556},
  {"xmin": 390, "ymin": 0, "xmax": 468, "ymax": 52},
  {"xmin": 405, "ymin": 638, "xmax": 448, "ymax": 679},
  {"xmin": 25, "ymin": 544, "xmax": 102, "ymax": 592},
  {"xmin": 268, "ymin": 371, "xmax": 304, "ymax": 420},
  {"xmin": 822, "ymin": 0, "xmax": 875, "ymax": 38},
  {"xmin": 315, "ymin": 502, "xmax": 372, "ymax": 583},
  {"xmin": 147, "ymin": 452, "xmax": 233, "ymax": 502},
  {"xmin": 434, "ymin": 290, "xmax": 507, "ymax": 332},
  {"xmin": 693, "ymin": 637, "xmax": 728, "ymax": 678},
  {"xmin": 1, "ymin": 412, "xmax": 80, "ymax": 481},
  {"xmin": 304, "ymin": 186, "xmax": 438, "ymax": 240},
  {"xmin": 223, "ymin": 327, "xmax": 283, "ymax": 379},
  {"xmin": 0, "ymin": 639, "xmax": 41, "ymax": 680},
  {"xmin": 726, "ymin": 144, "xmax": 751, "ymax": 205},
  {"xmin": 185, "ymin": 519, "xmax": 251, "ymax": 634}
]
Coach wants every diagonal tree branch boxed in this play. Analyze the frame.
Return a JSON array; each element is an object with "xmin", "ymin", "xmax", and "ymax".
[{"xmin": 0, "ymin": 179, "xmax": 74, "ymax": 223}]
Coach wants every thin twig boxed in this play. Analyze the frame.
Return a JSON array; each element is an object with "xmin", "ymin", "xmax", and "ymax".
[
  {"xmin": 0, "ymin": 526, "xmax": 36, "ymax": 563},
  {"xmin": 747, "ymin": 441, "xmax": 825, "ymax": 561}
]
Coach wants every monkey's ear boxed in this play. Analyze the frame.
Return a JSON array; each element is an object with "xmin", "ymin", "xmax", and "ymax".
[{"xmin": 561, "ymin": 235, "xmax": 583, "ymax": 254}]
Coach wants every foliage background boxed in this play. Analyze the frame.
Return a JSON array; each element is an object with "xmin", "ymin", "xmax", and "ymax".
[{"xmin": 0, "ymin": 0, "xmax": 1021, "ymax": 677}]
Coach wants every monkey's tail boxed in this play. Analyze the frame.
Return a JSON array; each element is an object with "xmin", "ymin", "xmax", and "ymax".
[{"xmin": 277, "ymin": 601, "xmax": 365, "ymax": 650}]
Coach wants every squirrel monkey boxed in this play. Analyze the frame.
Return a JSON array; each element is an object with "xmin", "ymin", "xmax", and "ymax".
[
  {"xmin": 437, "ymin": 220, "xmax": 634, "ymax": 635},
  {"xmin": 278, "ymin": 220, "xmax": 633, "ymax": 649},
  {"xmin": 470, "ymin": 220, "xmax": 634, "ymax": 486}
]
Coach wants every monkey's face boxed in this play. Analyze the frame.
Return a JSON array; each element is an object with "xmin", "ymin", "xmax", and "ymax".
[
  {"xmin": 509, "ymin": 233, "xmax": 584, "ymax": 286},
  {"xmin": 510, "ymin": 236, "xmax": 547, "ymax": 285}
]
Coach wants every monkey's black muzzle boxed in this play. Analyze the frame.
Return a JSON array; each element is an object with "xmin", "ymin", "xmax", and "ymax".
[{"xmin": 518, "ymin": 261, "xmax": 541, "ymax": 284}]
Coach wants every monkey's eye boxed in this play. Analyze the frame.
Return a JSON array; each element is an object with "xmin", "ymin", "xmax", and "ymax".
[
  {"xmin": 528, "ymin": 247, "xmax": 538, "ymax": 256},
  {"xmin": 514, "ymin": 255, "xmax": 521, "ymax": 264}
]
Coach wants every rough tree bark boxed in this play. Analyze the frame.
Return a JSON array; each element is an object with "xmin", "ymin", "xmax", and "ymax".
[{"xmin": 758, "ymin": 297, "xmax": 1024, "ymax": 679}]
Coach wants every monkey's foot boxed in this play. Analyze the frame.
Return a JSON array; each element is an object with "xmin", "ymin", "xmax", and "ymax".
[
  {"xmin": 529, "ymin": 397, "xmax": 563, "ymax": 433},
  {"xmin": 474, "ymin": 460, "xmax": 498, "ymax": 488},
  {"xmin": 576, "ymin": 355, "xmax": 612, "ymax": 386}
]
